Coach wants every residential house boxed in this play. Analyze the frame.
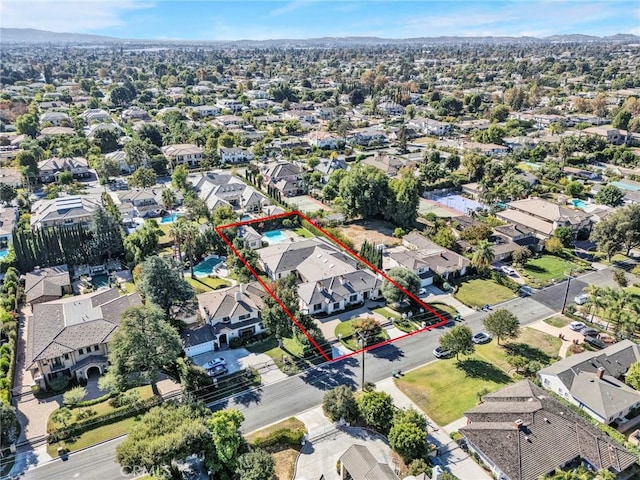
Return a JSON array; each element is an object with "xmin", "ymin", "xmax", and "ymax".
[
  {"xmin": 162, "ymin": 144, "xmax": 204, "ymax": 169},
  {"xmin": 348, "ymin": 128, "xmax": 387, "ymax": 146},
  {"xmin": 38, "ymin": 126, "xmax": 76, "ymax": 139},
  {"xmin": 239, "ymin": 225, "xmax": 263, "ymax": 250},
  {"xmin": 408, "ymin": 118, "xmax": 453, "ymax": 136},
  {"xmin": 384, "ymin": 248, "xmax": 436, "ymax": 287},
  {"xmin": 339, "ymin": 445, "xmax": 399, "ymax": 480},
  {"xmin": 79, "ymin": 109, "xmax": 111, "ymax": 125},
  {"xmin": 592, "ymin": 181, "xmax": 640, "ymax": 206},
  {"xmin": 115, "ymin": 188, "xmax": 166, "ymax": 218},
  {"xmin": 121, "ymin": 106, "xmax": 150, "ymax": 122},
  {"xmin": 493, "ymin": 224, "xmax": 541, "ymax": 251},
  {"xmin": 461, "ymin": 141, "xmax": 509, "ymax": 158},
  {"xmin": 190, "ymin": 283, "xmax": 268, "ymax": 352},
  {"xmin": 0, "ymin": 167, "xmax": 22, "ymax": 188},
  {"xmin": 263, "ymin": 162, "xmax": 305, "ymax": 197},
  {"xmin": 214, "ymin": 115, "xmax": 244, "ymax": 128},
  {"xmin": 538, "ymin": 340, "xmax": 640, "ymax": 424},
  {"xmin": 362, "ymin": 153, "xmax": 408, "ymax": 178},
  {"xmin": 306, "ymin": 131, "xmax": 339, "ymax": 149},
  {"xmin": 218, "ymin": 147, "xmax": 254, "ymax": 164},
  {"xmin": 583, "ymin": 127, "xmax": 633, "ymax": 146},
  {"xmin": 37, "ymin": 156, "xmax": 90, "ymax": 183},
  {"xmin": 30, "ymin": 195, "xmax": 102, "ymax": 229},
  {"xmin": 24, "ymin": 265, "xmax": 72, "ymax": 306},
  {"xmin": 400, "ymin": 232, "xmax": 470, "ymax": 280},
  {"xmin": 187, "ymin": 171, "xmax": 270, "ymax": 213},
  {"xmin": 460, "ymin": 380, "xmax": 639, "ymax": 480},
  {"xmin": 216, "ymin": 98, "xmax": 244, "ymax": 113},
  {"xmin": 0, "ymin": 206, "xmax": 18, "ymax": 250},
  {"xmin": 26, "ymin": 288, "xmax": 142, "ymax": 390},
  {"xmin": 315, "ymin": 157, "xmax": 348, "ymax": 183},
  {"xmin": 497, "ymin": 198, "xmax": 592, "ymax": 239},
  {"xmin": 39, "ymin": 111, "xmax": 70, "ymax": 127},
  {"xmin": 191, "ymin": 105, "xmax": 222, "ymax": 118},
  {"xmin": 378, "ymin": 101, "xmax": 405, "ymax": 116},
  {"xmin": 105, "ymin": 150, "xmax": 148, "ymax": 174},
  {"xmin": 257, "ymin": 238, "xmax": 382, "ymax": 315}
]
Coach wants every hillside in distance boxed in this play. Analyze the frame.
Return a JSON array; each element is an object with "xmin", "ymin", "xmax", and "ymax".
[{"xmin": 1, "ymin": 27, "xmax": 638, "ymax": 46}]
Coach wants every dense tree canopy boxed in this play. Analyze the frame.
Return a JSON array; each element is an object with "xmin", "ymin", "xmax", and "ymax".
[
  {"xmin": 381, "ymin": 267, "xmax": 421, "ymax": 304},
  {"xmin": 137, "ymin": 255, "xmax": 194, "ymax": 315}
]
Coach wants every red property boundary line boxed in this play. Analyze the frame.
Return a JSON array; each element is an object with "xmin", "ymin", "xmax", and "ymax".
[{"xmin": 215, "ymin": 211, "xmax": 449, "ymax": 363}]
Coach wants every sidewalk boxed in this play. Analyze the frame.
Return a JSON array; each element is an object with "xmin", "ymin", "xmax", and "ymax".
[
  {"xmin": 376, "ymin": 378, "xmax": 491, "ymax": 480},
  {"xmin": 527, "ymin": 318, "xmax": 583, "ymax": 358}
]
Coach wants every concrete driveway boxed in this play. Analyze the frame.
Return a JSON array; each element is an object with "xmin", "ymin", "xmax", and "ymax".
[{"xmin": 192, "ymin": 348, "xmax": 287, "ymax": 384}]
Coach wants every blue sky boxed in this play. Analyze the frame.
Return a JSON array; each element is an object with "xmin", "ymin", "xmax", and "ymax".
[{"xmin": 2, "ymin": 1, "xmax": 639, "ymax": 40}]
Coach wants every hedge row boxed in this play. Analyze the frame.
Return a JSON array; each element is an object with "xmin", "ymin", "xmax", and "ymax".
[{"xmin": 250, "ymin": 426, "xmax": 306, "ymax": 449}]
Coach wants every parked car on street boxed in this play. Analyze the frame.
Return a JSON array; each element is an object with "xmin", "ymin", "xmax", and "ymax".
[
  {"xmin": 472, "ymin": 332, "xmax": 492, "ymax": 344},
  {"xmin": 569, "ymin": 321, "xmax": 586, "ymax": 331}
]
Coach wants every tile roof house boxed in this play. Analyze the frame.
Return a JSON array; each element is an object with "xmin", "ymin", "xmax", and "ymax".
[
  {"xmin": 538, "ymin": 340, "xmax": 640, "ymax": 425},
  {"xmin": 218, "ymin": 147, "xmax": 254, "ymax": 164},
  {"xmin": 26, "ymin": 288, "xmax": 142, "ymax": 390},
  {"xmin": 161, "ymin": 143, "xmax": 204, "ymax": 169},
  {"xmin": 114, "ymin": 188, "xmax": 166, "ymax": 218},
  {"xmin": 399, "ymin": 233, "xmax": 470, "ymax": 280},
  {"xmin": 263, "ymin": 162, "xmax": 305, "ymax": 197},
  {"xmin": 339, "ymin": 444, "xmax": 399, "ymax": 480},
  {"xmin": 30, "ymin": 194, "xmax": 102, "ymax": 229},
  {"xmin": 497, "ymin": 198, "xmax": 592, "ymax": 239},
  {"xmin": 361, "ymin": 153, "xmax": 409, "ymax": 178},
  {"xmin": 24, "ymin": 265, "xmax": 72, "ymax": 305},
  {"xmin": 0, "ymin": 167, "xmax": 23, "ymax": 188},
  {"xmin": 460, "ymin": 380, "xmax": 639, "ymax": 480},
  {"xmin": 37, "ymin": 156, "xmax": 90, "ymax": 183},
  {"xmin": 190, "ymin": 283, "xmax": 268, "ymax": 353},
  {"xmin": 187, "ymin": 171, "xmax": 270, "ymax": 213}
]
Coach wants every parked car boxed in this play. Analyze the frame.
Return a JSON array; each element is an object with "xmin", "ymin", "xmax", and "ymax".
[
  {"xmin": 580, "ymin": 327, "xmax": 599, "ymax": 337},
  {"xmin": 584, "ymin": 335, "xmax": 606, "ymax": 350},
  {"xmin": 202, "ymin": 357, "xmax": 227, "ymax": 370},
  {"xmin": 574, "ymin": 294, "xmax": 589, "ymax": 305},
  {"xmin": 433, "ymin": 346, "xmax": 451, "ymax": 358},
  {"xmin": 569, "ymin": 321, "xmax": 586, "ymax": 331},
  {"xmin": 419, "ymin": 288, "xmax": 427, "ymax": 295},
  {"xmin": 206, "ymin": 364, "xmax": 228, "ymax": 377},
  {"xmin": 501, "ymin": 265, "xmax": 516, "ymax": 276},
  {"xmin": 472, "ymin": 332, "xmax": 492, "ymax": 344}
]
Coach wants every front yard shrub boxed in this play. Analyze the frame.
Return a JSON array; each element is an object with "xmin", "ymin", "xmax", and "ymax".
[
  {"xmin": 63, "ymin": 386, "xmax": 87, "ymax": 407},
  {"xmin": 251, "ymin": 426, "xmax": 306, "ymax": 449},
  {"xmin": 322, "ymin": 385, "xmax": 358, "ymax": 423},
  {"xmin": 48, "ymin": 376, "xmax": 71, "ymax": 392}
]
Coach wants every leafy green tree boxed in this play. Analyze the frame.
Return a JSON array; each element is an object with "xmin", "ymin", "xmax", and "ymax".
[
  {"xmin": 512, "ymin": 247, "xmax": 532, "ymax": 267},
  {"xmin": 387, "ymin": 171, "xmax": 420, "ymax": 229},
  {"xmin": 388, "ymin": 421, "xmax": 428, "ymax": 463},
  {"xmin": 338, "ymin": 164, "xmax": 390, "ymax": 220},
  {"xmin": 613, "ymin": 269, "xmax": 628, "ymax": 288},
  {"xmin": 207, "ymin": 409, "xmax": 245, "ymax": 468},
  {"xmin": 381, "ymin": 267, "xmax": 421, "ymax": 305},
  {"xmin": 171, "ymin": 164, "xmax": 188, "ymax": 191},
  {"xmin": 626, "ymin": 362, "xmax": 640, "ymax": 391},
  {"xmin": 62, "ymin": 386, "xmax": 87, "ymax": 407},
  {"xmin": 92, "ymin": 128, "xmax": 119, "ymax": 153},
  {"xmin": 107, "ymin": 303, "xmax": 182, "ymax": 395},
  {"xmin": 595, "ymin": 184, "xmax": 625, "ymax": 207},
  {"xmin": 17, "ymin": 150, "xmax": 39, "ymax": 182},
  {"xmin": 57, "ymin": 171, "xmax": 73, "ymax": 185},
  {"xmin": 227, "ymin": 245, "xmax": 259, "ymax": 284},
  {"xmin": 137, "ymin": 123, "xmax": 164, "ymax": 148},
  {"xmin": 52, "ymin": 407, "xmax": 72, "ymax": 427},
  {"xmin": 0, "ymin": 183, "xmax": 17, "ymax": 205},
  {"xmin": 462, "ymin": 152, "xmax": 488, "ymax": 181},
  {"xmin": 116, "ymin": 403, "xmax": 212, "ymax": 475},
  {"xmin": 322, "ymin": 385, "xmax": 358, "ymax": 422},
  {"xmin": 357, "ymin": 390, "xmax": 395, "ymax": 434},
  {"xmin": 394, "ymin": 407, "xmax": 427, "ymax": 431},
  {"xmin": 123, "ymin": 138, "xmax": 151, "ymax": 169},
  {"xmin": 490, "ymin": 104, "xmax": 510, "ymax": 122},
  {"xmin": 128, "ymin": 167, "xmax": 157, "ymax": 188},
  {"xmin": 352, "ymin": 316, "xmax": 381, "ymax": 347},
  {"xmin": 261, "ymin": 273, "xmax": 298, "ymax": 340},
  {"xmin": 483, "ymin": 309, "xmax": 520, "ymax": 345},
  {"xmin": 137, "ymin": 255, "xmax": 194, "ymax": 315},
  {"xmin": 123, "ymin": 220, "xmax": 161, "ymax": 264},
  {"xmin": 471, "ymin": 240, "xmax": 495, "ymax": 271},
  {"xmin": 591, "ymin": 204, "xmax": 640, "ymax": 258},
  {"xmin": 91, "ymin": 207, "xmax": 124, "ymax": 261},
  {"xmin": 16, "ymin": 113, "xmax": 39, "ymax": 137},
  {"xmin": 235, "ymin": 449, "xmax": 275, "ymax": 480},
  {"xmin": 439, "ymin": 325, "xmax": 475, "ymax": 360},
  {"xmin": 459, "ymin": 224, "xmax": 492, "ymax": 245},
  {"xmin": 612, "ymin": 109, "xmax": 632, "ymax": 130},
  {"xmin": 433, "ymin": 226, "xmax": 456, "ymax": 249},
  {"xmin": 553, "ymin": 226, "xmax": 573, "ymax": 248},
  {"xmin": 0, "ymin": 401, "xmax": 18, "ymax": 446},
  {"xmin": 96, "ymin": 156, "xmax": 120, "ymax": 183},
  {"xmin": 322, "ymin": 169, "xmax": 347, "ymax": 202},
  {"xmin": 109, "ymin": 85, "xmax": 135, "ymax": 106},
  {"xmin": 407, "ymin": 459, "xmax": 429, "ymax": 476},
  {"xmin": 545, "ymin": 236, "xmax": 564, "ymax": 255},
  {"xmin": 565, "ymin": 181, "xmax": 583, "ymax": 197}
]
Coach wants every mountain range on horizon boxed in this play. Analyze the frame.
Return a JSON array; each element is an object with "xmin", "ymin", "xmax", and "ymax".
[{"xmin": 1, "ymin": 27, "xmax": 639, "ymax": 46}]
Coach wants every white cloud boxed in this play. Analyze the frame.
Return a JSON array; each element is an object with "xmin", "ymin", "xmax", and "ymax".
[
  {"xmin": 0, "ymin": 0, "xmax": 154, "ymax": 33},
  {"xmin": 268, "ymin": 0, "xmax": 320, "ymax": 17}
]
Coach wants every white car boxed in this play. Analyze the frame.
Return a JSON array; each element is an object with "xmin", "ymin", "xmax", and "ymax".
[
  {"xmin": 472, "ymin": 332, "xmax": 492, "ymax": 344},
  {"xmin": 433, "ymin": 346, "xmax": 451, "ymax": 358},
  {"xmin": 501, "ymin": 265, "xmax": 516, "ymax": 276},
  {"xmin": 419, "ymin": 288, "xmax": 427, "ymax": 295},
  {"xmin": 569, "ymin": 321, "xmax": 586, "ymax": 331},
  {"xmin": 574, "ymin": 294, "xmax": 589, "ymax": 305},
  {"xmin": 202, "ymin": 357, "xmax": 227, "ymax": 370}
]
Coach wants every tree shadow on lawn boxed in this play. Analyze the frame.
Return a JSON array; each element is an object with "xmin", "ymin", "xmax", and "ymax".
[
  {"xmin": 455, "ymin": 358, "xmax": 511, "ymax": 384},
  {"xmin": 524, "ymin": 264, "xmax": 550, "ymax": 274},
  {"xmin": 503, "ymin": 343, "xmax": 552, "ymax": 364}
]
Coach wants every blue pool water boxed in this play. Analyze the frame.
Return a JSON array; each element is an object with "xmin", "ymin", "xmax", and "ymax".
[
  {"xmin": 262, "ymin": 230, "xmax": 289, "ymax": 244},
  {"xmin": 193, "ymin": 256, "xmax": 224, "ymax": 278},
  {"xmin": 160, "ymin": 213, "xmax": 183, "ymax": 224},
  {"xmin": 241, "ymin": 215, "xmax": 253, "ymax": 222},
  {"xmin": 91, "ymin": 274, "xmax": 110, "ymax": 288},
  {"xmin": 572, "ymin": 199, "xmax": 587, "ymax": 209},
  {"xmin": 0, "ymin": 249, "xmax": 8, "ymax": 261}
]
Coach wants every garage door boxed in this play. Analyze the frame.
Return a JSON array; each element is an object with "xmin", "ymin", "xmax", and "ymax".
[{"xmin": 185, "ymin": 341, "xmax": 215, "ymax": 357}]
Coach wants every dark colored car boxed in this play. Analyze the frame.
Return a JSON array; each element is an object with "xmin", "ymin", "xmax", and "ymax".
[
  {"xmin": 584, "ymin": 335, "xmax": 606, "ymax": 350},
  {"xmin": 580, "ymin": 327, "xmax": 599, "ymax": 337}
]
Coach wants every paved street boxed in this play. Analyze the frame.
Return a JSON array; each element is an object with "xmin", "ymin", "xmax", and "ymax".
[{"xmin": 8, "ymin": 266, "xmax": 628, "ymax": 480}]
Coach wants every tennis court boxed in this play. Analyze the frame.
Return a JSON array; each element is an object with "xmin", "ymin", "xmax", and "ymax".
[
  {"xmin": 419, "ymin": 199, "xmax": 462, "ymax": 217},
  {"xmin": 428, "ymin": 194, "xmax": 487, "ymax": 215},
  {"xmin": 288, "ymin": 195, "xmax": 331, "ymax": 213}
]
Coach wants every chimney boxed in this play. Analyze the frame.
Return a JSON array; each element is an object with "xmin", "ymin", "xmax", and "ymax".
[
  {"xmin": 235, "ymin": 291, "xmax": 242, "ymax": 302},
  {"xmin": 240, "ymin": 283, "xmax": 246, "ymax": 295},
  {"xmin": 596, "ymin": 367, "xmax": 605, "ymax": 379},
  {"xmin": 513, "ymin": 419, "xmax": 524, "ymax": 430},
  {"xmin": 339, "ymin": 275, "xmax": 345, "ymax": 285}
]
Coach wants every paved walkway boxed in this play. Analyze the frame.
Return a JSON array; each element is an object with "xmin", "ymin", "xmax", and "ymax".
[
  {"xmin": 422, "ymin": 287, "xmax": 476, "ymax": 317},
  {"xmin": 527, "ymin": 318, "xmax": 583, "ymax": 358}
]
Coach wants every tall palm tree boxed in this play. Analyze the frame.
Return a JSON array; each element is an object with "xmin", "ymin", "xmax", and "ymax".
[
  {"xmin": 181, "ymin": 221, "xmax": 200, "ymax": 279},
  {"xmin": 161, "ymin": 188, "xmax": 177, "ymax": 213},
  {"xmin": 169, "ymin": 220, "xmax": 185, "ymax": 266},
  {"xmin": 584, "ymin": 285, "xmax": 606, "ymax": 323},
  {"xmin": 472, "ymin": 240, "xmax": 495, "ymax": 272}
]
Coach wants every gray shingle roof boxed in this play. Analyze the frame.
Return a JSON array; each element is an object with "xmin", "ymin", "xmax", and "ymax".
[
  {"xmin": 339, "ymin": 444, "xmax": 399, "ymax": 480},
  {"xmin": 460, "ymin": 380, "xmax": 638, "ymax": 480},
  {"xmin": 24, "ymin": 265, "xmax": 71, "ymax": 304}
]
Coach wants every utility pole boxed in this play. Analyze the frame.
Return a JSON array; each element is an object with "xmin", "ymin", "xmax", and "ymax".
[
  {"xmin": 561, "ymin": 269, "xmax": 574, "ymax": 314},
  {"xmin": 359, "ymin": 334, "xmax": 365, "ymax": 389}
]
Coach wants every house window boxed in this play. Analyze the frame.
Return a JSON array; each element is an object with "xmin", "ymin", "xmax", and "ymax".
[
  {"xmin": 238, "ymin": 314, "xmax": 250, "ymax": 321},
  {"xmin": 314, "ymin": 303, "xmax": 322, "ymax": 312},
  {"xmin": 222, "ymin": 316, "xmax": 230, "ymax": 323},
  {"xmin": 94, "ymin": 345, "xmax": 100, "ymax": 352},
  {"xmin": 333, "ymin": 302, "xmax": 340, "ymax": 310},
  {"xmin": 543, "ymin": 378, "xmax": 550, "ymax": 386},
  {"xmin": 79, "ymin": 348, "xmax": 84, "ymax": 355},
  {"xmin": 349, "ymin": 294, "xmax": 358, "ymax": 302},
  {"xmin": 64, "ymin": 354, "xmax": 69, "ymax": 360}
]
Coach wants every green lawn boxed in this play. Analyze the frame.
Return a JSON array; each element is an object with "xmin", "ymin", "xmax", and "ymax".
[
  {"xmin": 334, "ymin": 318, "xmax": 389, "ymax": 350},
  {"xmin": 47, "ymin": 415, "xmax": 140, "ymax": 457},
  {"xmin": 294, "ymin": 227, "xmax": 313, "ymax": 238},
  {"xmin": 246, "ymin": 336, "xmax": 317, "ymax": 374},
  {"xmin": 395, "ymin": 355, "xmax": 512, "ymax": 425},
  {"xmin": 474, "ymin": 328, "xmax": 562, "ymax": 373},
  {"xmin": 519, "ymin": 255, "xmax": 579, "ymax": 286},
  {"xmin": 372, "ymin": 307, "xmax": 402, "ymax": 321},
  {"xmin": 543, "ymin": 316, "xmax": 571, "ymax": 328},
  {"xmin": 122, "ymin": 282, "xmax": 137, "ymax": 294},
  {"xmin": 626, "ymin": 286, "xmax": 640, "ymax": 298},
  {"xmin": 454, "ymin": 279, "xmax": 515, "ymax": 307},
  {"xmin": 186, "ymin": 276, "xmax": 232, "ymax": 293},
  {"xmin": 157, "ymin": 224, "xmax": 173, "ymax": 247}
]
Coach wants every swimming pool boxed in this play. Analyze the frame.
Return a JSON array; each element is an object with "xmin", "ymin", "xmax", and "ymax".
[
  {"xmin": 160, "ymin": 213, "xmax": 183, "ymax": 224},
  {"xmin": 0, "ymin": 249, "xmax": 8, "ymax": 261},
  {"xmin": 91, "ymin": 274, "xmax": 110, "ymax": 289},
  {"xmin": 262, "ymin": 230, "xmax": 289, "ymax": 244},
  {"xmin": 572, "ymin": 199, "xmax": 587, "ymax": 210},
  {"xmin": 193, "ymin": 256, "xmax": 224, "ymax": 278}
]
